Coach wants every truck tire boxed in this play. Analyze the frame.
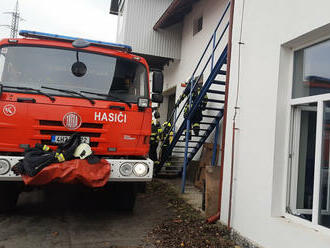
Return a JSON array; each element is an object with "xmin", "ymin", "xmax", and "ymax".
[
  {"xmin": 0, "ymin": 182, "xmax": 20, "ymax": 213},
  {"xmin": 137, "ymin": 182, "xmax": 146, "ymax": 193},
  {"xmin": 110, "ymin": 182, "xmax": 137, "ymax": 211}
]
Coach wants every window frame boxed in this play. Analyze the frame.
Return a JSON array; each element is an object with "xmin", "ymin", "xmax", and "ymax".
[{"xmin": 286, "ymin": 38, "xmax": 330, "ymax": 232}]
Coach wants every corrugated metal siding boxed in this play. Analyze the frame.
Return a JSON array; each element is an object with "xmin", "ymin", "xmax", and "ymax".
[{"xmin": 121, "ymin": 0, "xmax": 182, "ymax": 59}]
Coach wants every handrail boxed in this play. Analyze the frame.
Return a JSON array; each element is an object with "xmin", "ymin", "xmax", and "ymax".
[{"xmin": 158, "ymin": 1, "xmax": 231, "ymax": 159}]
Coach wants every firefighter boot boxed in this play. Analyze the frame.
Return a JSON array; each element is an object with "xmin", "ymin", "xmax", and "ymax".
[{"xmin": 192, "ymin": 123, "xmax": 200, "ymax": 136}]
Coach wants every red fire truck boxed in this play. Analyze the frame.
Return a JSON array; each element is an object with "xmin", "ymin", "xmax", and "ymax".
[{"xmin": 0, "ymin": 30, "xmax": 163, "ymax": 211}]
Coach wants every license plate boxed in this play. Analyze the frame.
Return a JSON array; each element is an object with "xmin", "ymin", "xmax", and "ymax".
[{"xmin": 51, "ymin": 135, "xmax": 90, "ymax": 144}]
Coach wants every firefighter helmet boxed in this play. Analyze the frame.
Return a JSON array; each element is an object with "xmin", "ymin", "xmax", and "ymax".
[{"xmin": 74, "ymin": 143, "xmax": 93, "ymax": 159}]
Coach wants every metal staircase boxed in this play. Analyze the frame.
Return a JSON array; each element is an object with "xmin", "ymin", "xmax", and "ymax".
[{"xmin": 157, "ymin": 2, "xmax": 231, "ymax": 192}]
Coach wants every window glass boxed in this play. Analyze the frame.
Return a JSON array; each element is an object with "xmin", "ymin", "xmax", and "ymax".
[{"xmin": 293, "ymin": 40, "xmax": 330, "ymax": 98}]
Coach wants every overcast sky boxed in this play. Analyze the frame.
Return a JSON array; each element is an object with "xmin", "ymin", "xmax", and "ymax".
[{"xmin": 0, "ymin": 0, "xmax": 117, "ymax": 42}]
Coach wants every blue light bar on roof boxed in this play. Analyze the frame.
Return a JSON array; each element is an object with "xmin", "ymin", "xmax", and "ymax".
[{"xmin": 19, "ymin": 30, "xmax": 132, "ymax": 52}]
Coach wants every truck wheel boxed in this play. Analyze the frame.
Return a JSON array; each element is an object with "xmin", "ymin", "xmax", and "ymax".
[
  {"xmin": 137, "ymin": 182, "xmax": 146, "ymax": 193},
  {"xmin": 111, "ymin": 182, "xmax": 137, "ymax": 211},
  {"xmin": 0, "ymin": 182, "xmax": 20, "ymax": 213}
]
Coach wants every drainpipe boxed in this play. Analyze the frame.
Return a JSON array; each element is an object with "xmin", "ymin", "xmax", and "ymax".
[
  {"xmin": 227, "ymin": 119, "xmax": 237, "ymax": 228},
  {"xmin": 207, "ymin": 0, "xmax": 235, "ymax": 224}
]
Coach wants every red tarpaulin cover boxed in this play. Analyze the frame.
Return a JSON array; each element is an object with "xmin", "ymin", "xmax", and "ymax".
[{"xmin": 22, "ymin": 159, "xmax": 110, "ymax": 188}]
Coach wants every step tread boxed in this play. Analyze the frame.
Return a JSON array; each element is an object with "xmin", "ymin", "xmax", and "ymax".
[
  {"xmin": 207, "ymin": 89, "xmax": 225, "ymax": 94},
  {"xmin": 218, "ymin": 70, "xmax": 226, "ymax": 75},
  {"xmin": 212, "ymin": 80, "xmax": 226, "ymax": 85},
  {"xmin": 204, "ymin": 107, "xmax": 223, "ymax": 111},
  {"xmin": 207, "ymin": 98, "xmax": 225, "ymax": 103}
]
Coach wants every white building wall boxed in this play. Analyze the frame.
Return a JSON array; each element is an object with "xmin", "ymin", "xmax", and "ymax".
[{"xmin": 220, "ymin": 1, "xmax": 330, "ymax": 248}]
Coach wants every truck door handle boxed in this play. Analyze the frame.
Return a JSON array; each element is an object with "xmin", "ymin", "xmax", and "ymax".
[
  {"xmin": 17, "ymin": 98, "xmax": 36, "ymax": 103},
  {"xmin": 109, "ymin": 105, "xmax": 125, "ymax": 111}
]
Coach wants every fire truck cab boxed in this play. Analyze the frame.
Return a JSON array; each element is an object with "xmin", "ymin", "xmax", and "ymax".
[{"xmin": 0, "ymin": 30, "xmax": 164, "ymax": 211}]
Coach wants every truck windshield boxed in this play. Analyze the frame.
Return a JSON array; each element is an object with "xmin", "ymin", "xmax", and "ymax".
[{"xmin": 0, "ymin": 45, "xmax": 148, "ymax": 103}]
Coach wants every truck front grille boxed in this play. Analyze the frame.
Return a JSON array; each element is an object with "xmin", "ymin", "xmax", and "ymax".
[{"xmin": 36, "ymin": 120, "xmax": 104, "ymax": 148}]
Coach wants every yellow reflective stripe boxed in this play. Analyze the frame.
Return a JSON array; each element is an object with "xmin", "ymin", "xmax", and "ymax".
[
  {"xmin": 193, "ymin": 123, "xmax": 200, "ymax": 127},
  {"xmin": 57, "ymin": 153, "xmax": 65, "ymax": 162},
  {"xmin": 43, "ymin": 145, "xmax": 50, "ymax": 151}
]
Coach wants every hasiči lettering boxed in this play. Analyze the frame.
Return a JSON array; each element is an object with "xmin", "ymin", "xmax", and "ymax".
[{"xmin": 94, "ymin": 112, "xmax": 127, "ymax": 123}]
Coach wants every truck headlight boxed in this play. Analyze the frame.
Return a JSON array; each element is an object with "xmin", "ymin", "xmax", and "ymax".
[
  {"xmin": 0, "ymin": 159, "xmax": 10, "ymax": 175},
  {"xmin": 119, "ymin": 162, "xmax": 133, "ymax": 176},
  {"xmin": 133, "ymin": 163, "xmax": 149, "ymax": 177},
  {"xmin": 138, "ymin": 98, "xmax": 149, "ymax": 108}
]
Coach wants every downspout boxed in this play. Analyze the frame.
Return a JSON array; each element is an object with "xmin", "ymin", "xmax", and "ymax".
[
  {"xmin": 207, "ymin": 0, "xmax": 235, "ymax": 224},
  {"xmin": 227, "ymin": 119, "xmax": 237, "ymax": 228}
]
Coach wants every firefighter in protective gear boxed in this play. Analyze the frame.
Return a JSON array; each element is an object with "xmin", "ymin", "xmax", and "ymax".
[
  {"xmin": 175, "ymin": 78, "xmax": 208, "ymax": 139},
  {"xmin": 159, "ymin": 121, "xmax": 173, "ymax": 167},
  {"xmin": 149, "ymin": 110, "xmax": 162, "ymax": 164}
]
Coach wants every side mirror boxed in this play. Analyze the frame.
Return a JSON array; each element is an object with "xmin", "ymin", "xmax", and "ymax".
[
  {"xmin": 152, "ymin": 93, "xmax": 163, "ymax": 103},
  {"xmin": 152, "ymin": 71, "xmax": 163, "ymax": 94},
  {"xmin": 71, "ymin": 61, "xmax": 87, "ymax": 77}
]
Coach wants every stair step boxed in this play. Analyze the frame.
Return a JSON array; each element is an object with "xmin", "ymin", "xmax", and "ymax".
[
  {"xmin": 180, "ymin": 134, "xmax": 204, "ymax": 137},
  {"xmin": 199, "ymin": 122, "xmax": 216, "ymax": 125},
  {"xmin": 207, "ymin": 98, "xmax": 225, "ymax": 103},
  {"xmin": 172, "ymin": 151, "xmax": 192, "ymax": 154},
  {"xmin": 212, "ymin": 80, "xmax": 226, "ymax": 86},
  {"xmin": 207, "ymin": 89, "xmax": 225, "ymax": 94},
  {"xmin": 178, "ymin": 140, "xmax": 201, "ymax": 143},
  {"xmin": 175, "ymin": 146, "xmax": 196, "ymax": 148},
  {"xmin": 202, "ymin": 114, "xmax": 220, "ymax": 118},
  {"xmin": 204, "ymin": 107, "xmax": 223, "ymax": 111},
  {"xmin": 218, "ymin": 70, "xmax": 226, "ymax": 75}
]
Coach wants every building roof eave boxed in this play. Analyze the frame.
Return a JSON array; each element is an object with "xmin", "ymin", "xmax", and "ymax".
[{"xmin": 153, "ymin": 0, "xmax": 199, "ymax": 30}]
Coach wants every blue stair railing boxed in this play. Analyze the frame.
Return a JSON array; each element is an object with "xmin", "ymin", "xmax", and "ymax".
[{"xmin": 157, "ymin": 1, "xmax": 231, "ymax": 193}]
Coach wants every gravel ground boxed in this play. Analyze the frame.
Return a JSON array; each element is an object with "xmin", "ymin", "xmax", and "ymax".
[{"xmin": 142, "ymin": 180, "xmax": 235, "ymax": 248}]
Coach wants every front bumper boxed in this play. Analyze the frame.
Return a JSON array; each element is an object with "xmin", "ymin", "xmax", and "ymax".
[{"xmin": 0, "ymin": 156, "xmax": 153, "ymax": 182}]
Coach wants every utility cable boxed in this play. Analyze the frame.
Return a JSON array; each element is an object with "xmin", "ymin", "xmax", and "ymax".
[{"xmin": 233, "ymin": 0, "xmax": 246, "ymax": 121}]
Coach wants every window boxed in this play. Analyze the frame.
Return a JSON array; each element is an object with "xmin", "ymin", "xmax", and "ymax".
[
  {"xmin": 0, "ymin": 45, "xmax": 148, "ymax": 103},
  {"xmin": 287, "ymin": 39, "xmax": 330, "ymax": 229},
  {"xmin": 193, "ymin": 16, "xmax": 203, "ymax": 36}
]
